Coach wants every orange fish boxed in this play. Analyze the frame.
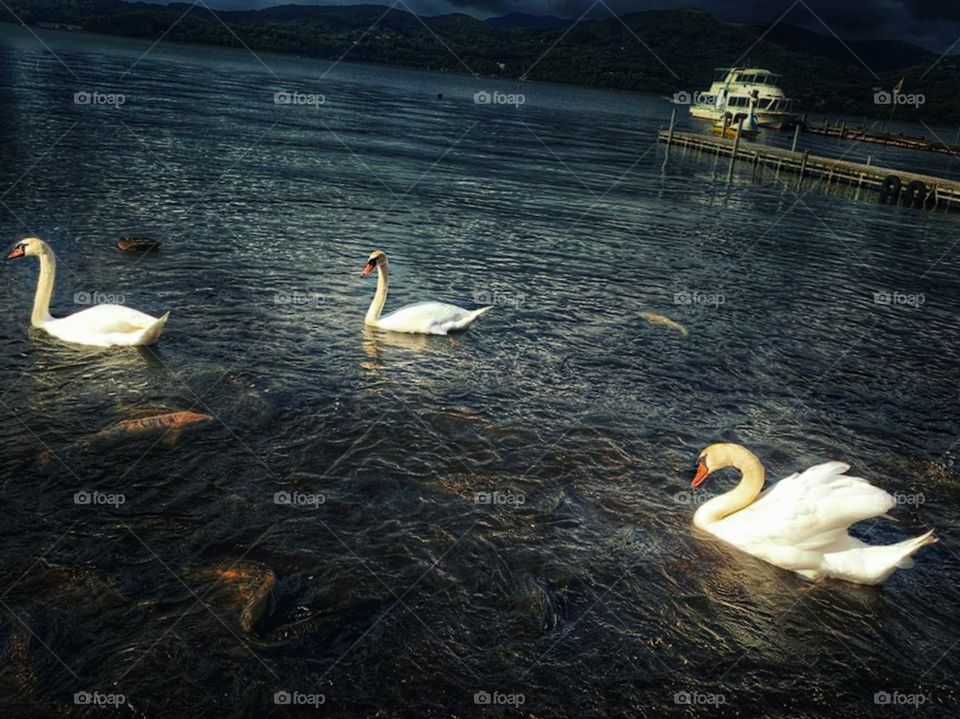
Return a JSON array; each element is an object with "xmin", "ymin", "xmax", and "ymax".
[
  {"xmin": 117, "ymin": 236, "xmax": 160, "ymax": 252},
  {"xmin": 105, "ymin": 411, "xmax": 213, "ymax": 444},
  {"xmin": 36, "ymin": 411, "xmax": 213, "ymax": 465}
]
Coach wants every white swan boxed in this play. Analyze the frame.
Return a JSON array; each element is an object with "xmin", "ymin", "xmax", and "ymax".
[
  {"xmin": 691, "ymin": 443, "xmax": 936, "ymax": 585},
  {"xmin": 7, "ymin": 237, "xmax": 169, "ymax": 347},
  {"xmin": 361, "ymin": 250, "xmax": 491, "ymax": 335}
]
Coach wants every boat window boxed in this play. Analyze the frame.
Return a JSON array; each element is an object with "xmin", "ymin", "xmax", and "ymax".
[
  {"xmin": 755, "ymin": 75, "xmax": 767, "ymax": 85},
  {"xmin": 758, "ymin": 98, "xmax": 772, "ymax": 109},
  {"xmin": 734, "ymin": 73, "xmax": 745, "ymax": 82},
  {"xmin": 768, "ymin": 99, "xmax": 779, "ymax": 111}
]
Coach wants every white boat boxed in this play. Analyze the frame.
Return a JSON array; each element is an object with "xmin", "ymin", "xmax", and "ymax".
[{"xmin": 689, "ymin": 67, "xmax": 798, "ymax": 129}]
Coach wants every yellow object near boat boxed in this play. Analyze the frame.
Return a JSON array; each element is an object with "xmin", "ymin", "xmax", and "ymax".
[{"xmin": 711, "ymin": 123, "xmax": 758, "ymax": 140}]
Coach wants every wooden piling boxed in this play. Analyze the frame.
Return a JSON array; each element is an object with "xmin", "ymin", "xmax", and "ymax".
[
  {"xmin": 727, "ymin": 118, "xmax": 744, "ymax": 182},
  {"xmin": 798, "ymin": 150, "xmax": 809, "ymax": 189}
]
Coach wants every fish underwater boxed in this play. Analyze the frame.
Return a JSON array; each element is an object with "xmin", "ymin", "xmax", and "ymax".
[
  {"xmin": 117, "ymin": 236, "xmax": 161, "ymax": 252},
  {"xmin": 100, "ymin": 411, "xmax": 213, "ymax": 443},
  {"xmin": 639, "ymin": 311, "xmax": 688, "ymax": 336},
  {"xmin": 36, "ymin": 411, "xmax": 213, "ymax": 466},
  {"xmin": 183, "ymin": 561, "xmax": 277, "ymax": 635}
]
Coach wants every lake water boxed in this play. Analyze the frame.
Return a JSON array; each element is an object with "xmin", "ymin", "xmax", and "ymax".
[{"xmin": 0, "ymin": 24, "xmax": 958, "ymax": 718}]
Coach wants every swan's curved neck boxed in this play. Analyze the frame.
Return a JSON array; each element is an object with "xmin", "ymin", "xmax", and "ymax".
[
  {"xmin": 365, "ymin": 261, "xmax": 388, "ymax": 324},
  {"xmin": 32, "ymin": 245, "xmax": 56, "ymax": 327},
  {"xmin": 693, "ymin": 448, "xmax": 765, "ymax": 529}
]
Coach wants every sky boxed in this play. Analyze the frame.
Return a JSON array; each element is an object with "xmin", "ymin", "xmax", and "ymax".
[{"xmin": 135, "ymin": 1, "xmax": 960, "ymax": 53}]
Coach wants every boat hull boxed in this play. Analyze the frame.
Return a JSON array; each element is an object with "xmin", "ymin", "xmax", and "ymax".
[{"xmin": 690, "ymin": 104, "xmax": 798, "ymax": 129}]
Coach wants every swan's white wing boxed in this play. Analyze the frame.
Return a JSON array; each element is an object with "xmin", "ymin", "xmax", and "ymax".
[
  {"xmin": 376, "ymin": 302, "xmax": 484, "ymax": 335},
  {"xmin": 43, "ymin": 305, "xmax": 167, "ymax": 346},
  {"xmin": 711, "ymin": 461, "xmax": 895, "ymax": 551}
]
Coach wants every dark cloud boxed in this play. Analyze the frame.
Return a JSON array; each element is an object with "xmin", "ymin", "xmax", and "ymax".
[
  {"xmin": 136, "ymin": 0, "xmax": 960, "ymax": 52},
  {"xmin": 907, "ymin": 0, "xmax": 960, "ymax": 22}
]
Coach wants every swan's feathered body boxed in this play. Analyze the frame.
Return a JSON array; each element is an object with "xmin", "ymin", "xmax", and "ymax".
[
  {"xmin": 692, "ymin": 444, "xmax": 936, "ymax": 585},
  {"xmin": 42, "ymin": 305, "xmax": 169, "ymax": 347},
  {"xmin": 7, "ymin": 237, "xmax": 169, "ymax": 347},
  {"xmin": 361, "ymin": 250, "xmax": 490, "ymax": 335},
  {"xmin": 708, "ymin": 462, "xmax": 890, "ymax": 551},
  {"xmin": 374, "ymin": 301, "xmax": 492, "ymax": 335}
]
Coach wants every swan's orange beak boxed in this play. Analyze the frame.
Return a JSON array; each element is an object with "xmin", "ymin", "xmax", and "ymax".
[
  {"xmin": 7, "ymin": 246, "xmax": 25, "ymax": 260},
  {"xmin": 692, "ymin": 462, "xmax": 709, "ymax": 488},
  {"xmin": 361, "ymin": 261, "xmax": 376, "ymax": 276}
]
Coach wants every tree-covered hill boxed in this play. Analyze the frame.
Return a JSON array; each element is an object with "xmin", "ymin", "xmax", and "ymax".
[{"xmin": 3, "ymin": 1, "xmax": 958, "ymax": 122}]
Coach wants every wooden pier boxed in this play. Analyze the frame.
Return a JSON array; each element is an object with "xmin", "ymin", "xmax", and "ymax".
[
  {"xmin": 803, "ymin": 121, "xmax": 960, "ymax": 156},
  {"xmin": 658, "ymin": 129, "xmax": 960, "ymax": 212}
]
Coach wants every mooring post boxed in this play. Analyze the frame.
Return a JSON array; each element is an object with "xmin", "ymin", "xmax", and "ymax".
[
  {"xmin": 858, "ymin": 156, "xmax": 872, "ymax": 189},
  {"xmin": 840, "ymin": 121, "xmax": 847, "ymax": 139},
  {"xmin": 727, "ymin": 118, "xmax": 744, "ymax": 182},
  {"xmin": 667, "ymin": 108, "xmax": 676, "ymax": 146},
  {"xmin": 797, "ymin": 149, "xmax": 809, "ymax": 189},
  {"xmin": 791, "ymin": 124, "xmax": 800, "ymax": 152}
]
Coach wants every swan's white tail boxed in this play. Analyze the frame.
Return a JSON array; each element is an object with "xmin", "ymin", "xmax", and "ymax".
[
  {"xmin": 822, "ymin": 530, "xmax": 937, "ymax": 585},
  {"xmin": 138, "ymin": 312, "xmax": 170, "ymax": 346},
  {"xmin": 449, "ymin": 306, "xmax": 492, "ymax": 332}
]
